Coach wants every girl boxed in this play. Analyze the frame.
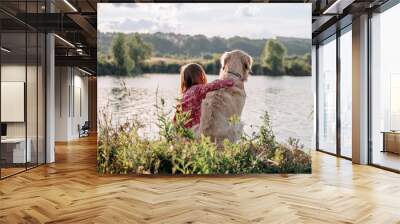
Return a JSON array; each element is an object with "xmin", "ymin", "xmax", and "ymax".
[{"xmin": 175, "ymin": 63, "xmax": 235, "ymax": 135}]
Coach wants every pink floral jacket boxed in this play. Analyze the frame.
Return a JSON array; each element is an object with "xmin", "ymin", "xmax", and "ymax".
[{"xmin": 175, "ymin": 79, "xmax": 234, "ymax": 128}]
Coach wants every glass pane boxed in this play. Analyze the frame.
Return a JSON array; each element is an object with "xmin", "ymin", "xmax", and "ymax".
[
  {"xmin": 1, "ymin": 31, "xmax": 27, "ymax": 177},
  {"xmin": 0, "ymin": 1, "xmax": 46, "ymax": 178},
  {"xmin": 340, "ymin": 29, "xmax": 352, "ymax": 158},
  {"xmin": 27, "ymin": 31, "xmax": 38, "ymax": 169},
  {"xmin": 312, "ymin": 45, "xmax": 317, "ymax": 149},
  {"xmin": 318, "ymin": 36, "xmax": 337, "ymax": 154},
  {"xmin": 371, "ymin": 4, "xmax": 400, "ymax": 171},
  {"xmin": 26, "ymin": 0, "xmax": 39, "ymax": 169},
  {"xmin": 38, "ymin": 33, "xmax": 45, "ymax": 165}
]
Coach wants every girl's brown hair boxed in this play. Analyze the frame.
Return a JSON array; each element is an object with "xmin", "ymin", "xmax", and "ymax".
[{"xmin": 180, "ymin": 63, "xmax": 207, "ymax": 93}]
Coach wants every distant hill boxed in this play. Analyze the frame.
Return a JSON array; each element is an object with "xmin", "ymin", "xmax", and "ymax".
[{"xmin": 98, "ymin": 32, "xmax": 311, "ymax": 58}]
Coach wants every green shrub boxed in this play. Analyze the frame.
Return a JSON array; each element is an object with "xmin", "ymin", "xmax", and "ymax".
[
  {"xmin": 284, "ymin": 56, "xmax": 311, "ymax": 76},
  {"xmin": 97, "ymin": 97, "xmax": 311, "ymax": 175}
]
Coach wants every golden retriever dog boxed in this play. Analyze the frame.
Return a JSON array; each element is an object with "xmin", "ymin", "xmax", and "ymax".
[{"xmin": 199, "ymin": 50, "xmax": 253, "ymax": 145}]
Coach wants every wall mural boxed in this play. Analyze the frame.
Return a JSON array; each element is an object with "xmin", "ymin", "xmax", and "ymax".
[{"xmin": 97, "ymin": 3, "xmax": 313, "ymax": 175}]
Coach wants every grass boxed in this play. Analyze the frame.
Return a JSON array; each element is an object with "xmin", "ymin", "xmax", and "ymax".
[{"xmin": 97, "ymin": 96, "xmax": 311, "ymax": 175}]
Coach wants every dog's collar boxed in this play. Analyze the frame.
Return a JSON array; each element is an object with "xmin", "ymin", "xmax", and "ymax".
[{"xmin": 227, "ymin": 71, "xmax": 243, "ymax": 79}]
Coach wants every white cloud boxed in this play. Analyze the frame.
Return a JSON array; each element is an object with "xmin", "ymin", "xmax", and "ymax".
[
  {"xmin": 98, "ymin": 3, "xmax": 311, "ymax": 39},
  {"xmin": 236, "ymin": 5, "xmax": 260, "ymax": 17},
  {"xmin": 106, "ymin": 18, "xmax": 181, "ymax": 34},
  {"xmin": 112, "ymin": 3, "xmax": 137, "ymax": 8}
]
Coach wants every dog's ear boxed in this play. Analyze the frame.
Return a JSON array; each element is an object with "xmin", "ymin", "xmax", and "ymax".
[
  {"xmin": 242, "ymin": 54, "xmax": 253, "ymax": 81},
  {"xmin": 247, "ymin": 56, "xmax": 253, "ymax": 72},
  {"xmin": 220, "ymin": 52, "xmax": 231, "ymax": 69},
  {"xmin": 240, "ymin": 53, "xmax": 252, "ymax": 70}
]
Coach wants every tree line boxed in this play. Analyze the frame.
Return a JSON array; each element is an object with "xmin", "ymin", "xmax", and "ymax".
[
  {"xmin": 99, "ymin": 32, "xmax": 311, "ymax": 58},
  {"xmin": 98, "ymin": 33, "xmax": 311, "ymax": 76},
  {"xmin": 98, "ymin": 33, "xmax": 152, "ymax": 76}
]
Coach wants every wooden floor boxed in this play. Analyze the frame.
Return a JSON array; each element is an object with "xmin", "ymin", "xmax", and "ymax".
[
  {"xmin": 372, "ymin": 150, "xmax": 400, "ymax": 171},
  {"xmin": 0, "ymin": 136, "xmax": 400, "ymax": 224},
  {"xmin": 0, "ymin": 167, "xmax": 26, "ymax": 178}
]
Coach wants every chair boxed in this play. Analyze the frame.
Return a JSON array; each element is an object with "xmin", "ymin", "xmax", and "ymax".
[{"xmin": 79, "ymin": 121, "xmax": 90, "ymax": 138}]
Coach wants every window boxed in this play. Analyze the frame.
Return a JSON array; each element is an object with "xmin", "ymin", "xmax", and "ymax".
[
  {"xmin": 1, "ymin": 30, "xmax": 28, "ymax": 177},
  {"xmin": 340, "ymin": 28, "xmax": 352, "ymax": 158},
  {"xmin": 370, "ymin": 3, "xmax": 400, "ymax": 171},
  {"xmin": 0, "ymin": 2, "xmax": 46, "ymax": 179},
  {"xmin": 317, "ymin": 36, "xmax": 337, "ymax": 154}
]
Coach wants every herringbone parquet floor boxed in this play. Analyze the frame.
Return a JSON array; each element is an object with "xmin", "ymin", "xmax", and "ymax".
[{"xmin": 1, "ymin": 135, "xmax": 400, "ymax": 224}]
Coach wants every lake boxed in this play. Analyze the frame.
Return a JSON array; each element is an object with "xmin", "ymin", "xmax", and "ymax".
[{"xmin": 98, "ymin": 74, "xmax": 314, "ymax": 149}]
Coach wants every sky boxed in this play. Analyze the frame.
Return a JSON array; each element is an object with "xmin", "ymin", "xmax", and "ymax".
[{"xmin": 98, "ymin": 3, "xmax": 311, "ymax": 39}]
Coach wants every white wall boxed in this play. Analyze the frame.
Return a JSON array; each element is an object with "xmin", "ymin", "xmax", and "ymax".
[
  {"xmin": 55, "ymin": 66, "xmax": 70, "ymax": 141},
  {"xmin": 55, "ymin": 67, "xmax": 89, "ymax": 141},
  {"xmin": 72, "ymin": 72, "xmax": 89, "ymax": 138}
]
